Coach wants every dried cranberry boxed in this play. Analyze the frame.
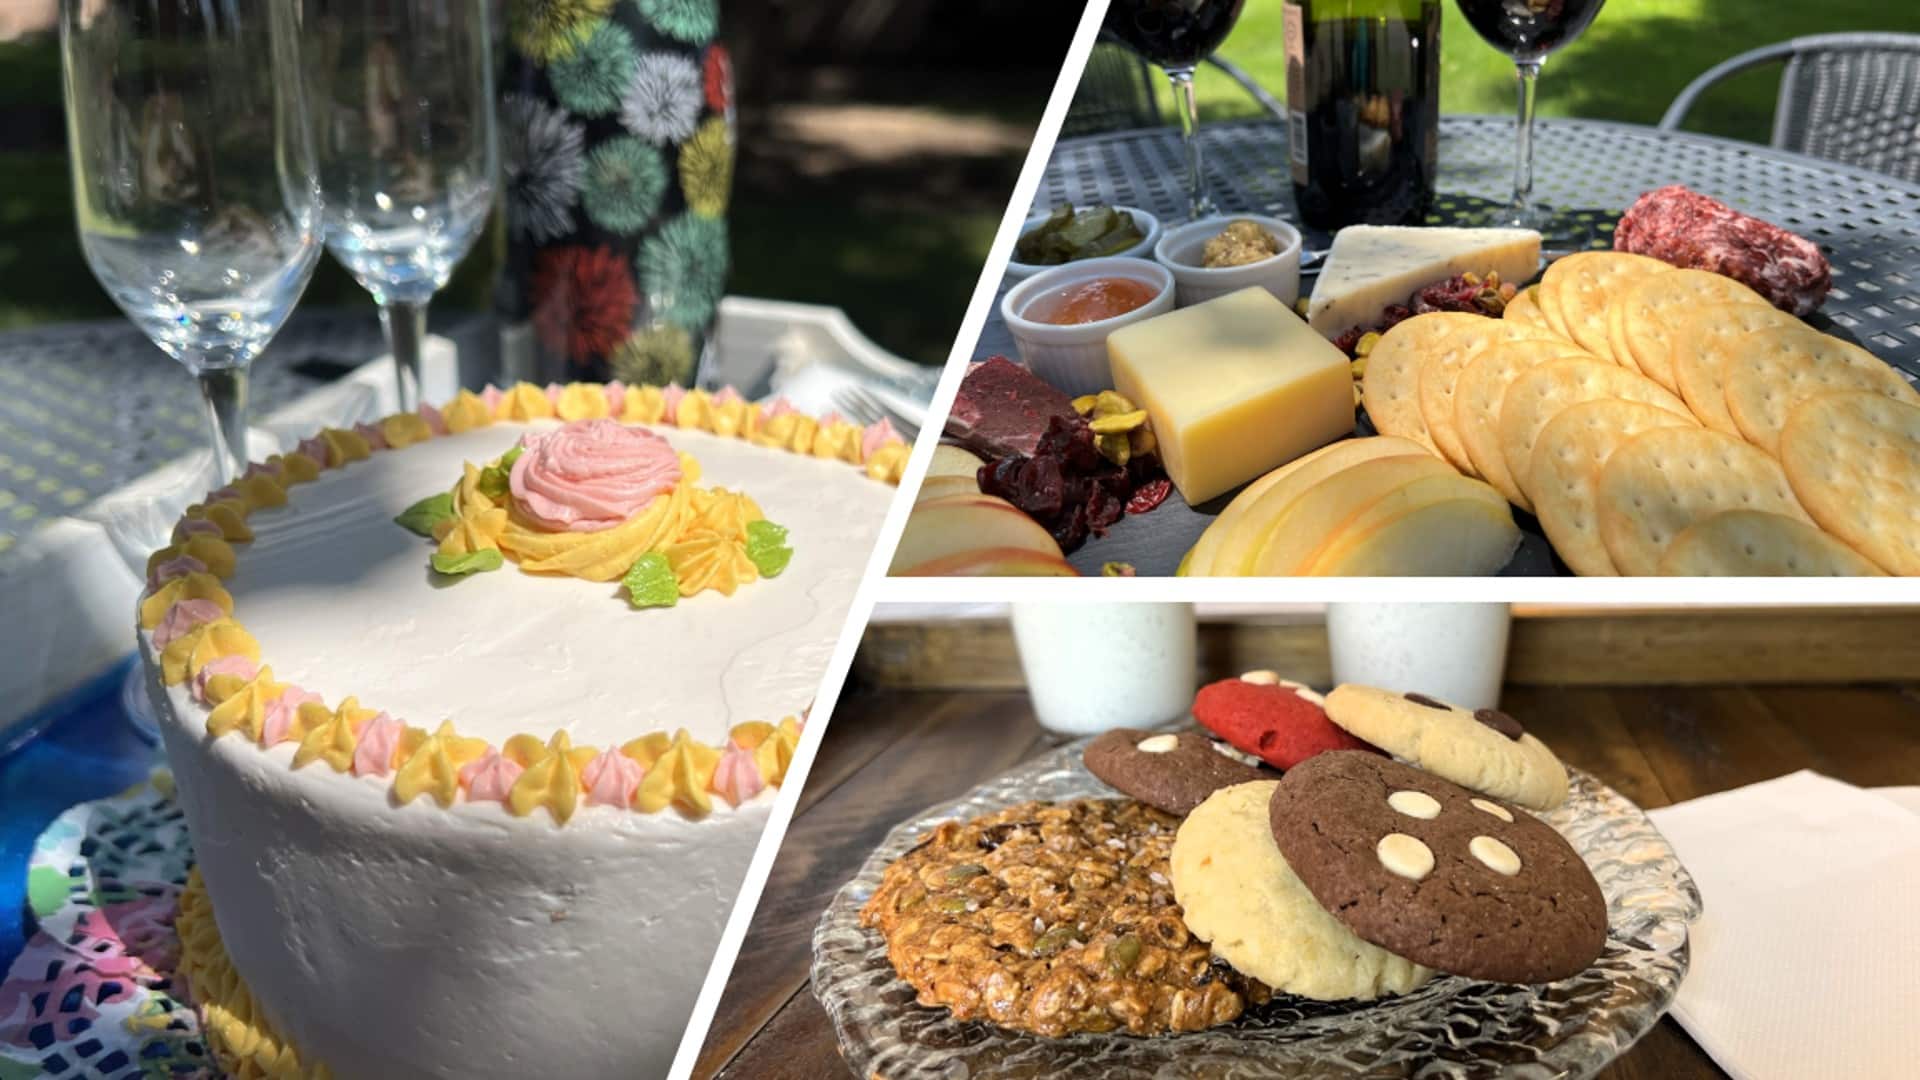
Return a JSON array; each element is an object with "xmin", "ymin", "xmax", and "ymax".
[{"xmin": 1126, "ymin": 477, "xmax": 1172, "ymax": 514}]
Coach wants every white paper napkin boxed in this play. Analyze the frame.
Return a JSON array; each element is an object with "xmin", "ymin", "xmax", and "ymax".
[{"xmin": 1646, "ymin": 771, "xmax": 1920, "ymax": 1080}]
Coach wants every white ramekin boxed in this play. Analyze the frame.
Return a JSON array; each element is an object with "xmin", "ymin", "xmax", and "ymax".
[
  {"xmin": 1005, "ymin": 205, "xmax": 1162, "ymax": 281},
  {"xmin": 1153, "ymin": 214, "xmax": 1303, "ymax": 308},
  {"xmin": 1000, "ymin": 256, "xmax": 1176, "ymax": 398}
]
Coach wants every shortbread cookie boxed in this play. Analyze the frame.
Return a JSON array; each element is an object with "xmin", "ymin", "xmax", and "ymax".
[
  {"xmin": 1193, "ymin": 672, "xmax": 1379, "ymax": 771},
  {"xmin": 1322, "ymin": 684, "xmax": 1569, "ymax": 810},
  {"xmin": 860, "ymin": 799, "xmax": 1270, "ymax": 1036},
  {"xmin": 1268, "ymin": 752, "xmax": 1607, "ymax": 983},
  {"xmin": 1170, "ymin": 781, "xmax": 1433, "ymax": 1001},
  {"xmin": 1084, "ymin": 727, "xmax": 1274, "ymax": 816}
]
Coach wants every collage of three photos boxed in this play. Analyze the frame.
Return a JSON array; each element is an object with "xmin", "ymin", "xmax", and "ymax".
[{"xmin": 2, "ymin": 1, "xmax": 1917, "ymax": 1078}]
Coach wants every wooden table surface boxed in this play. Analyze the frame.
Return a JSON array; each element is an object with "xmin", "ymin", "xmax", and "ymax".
[{"xmin": 693, "ymin": 681, "xmax": 1920, "ymax": 1079}]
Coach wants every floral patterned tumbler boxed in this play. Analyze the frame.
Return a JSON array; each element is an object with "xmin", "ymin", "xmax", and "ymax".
[{"xmin": 497, "ymin": 0, "xmax": 733, "ymax": 387}]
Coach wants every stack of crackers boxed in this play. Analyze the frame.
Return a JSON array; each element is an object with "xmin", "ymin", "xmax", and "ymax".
[{"xmin": 1360, "ymin": 252, "xmax": 1920, "ymax": 574}]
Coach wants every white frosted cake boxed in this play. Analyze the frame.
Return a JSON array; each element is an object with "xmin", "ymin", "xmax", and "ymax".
[{"xmin": 136, "ymin": 382, "xmax": 905, "ymax": 1078}]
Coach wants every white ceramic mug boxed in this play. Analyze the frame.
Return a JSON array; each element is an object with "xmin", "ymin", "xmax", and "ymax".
[
  {"xmin": 1325, "ymin": 602, "xmax": 1511, "ymax": 710},
  {"xmin": 1010, "ymin": 602, "xmax": 1197, "ymax": 736}
]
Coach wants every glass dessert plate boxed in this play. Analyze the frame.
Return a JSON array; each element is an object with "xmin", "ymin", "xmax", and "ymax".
[{"xmin": 812, "ymin": 735, "xmax": 1702, "ymax": 1079}]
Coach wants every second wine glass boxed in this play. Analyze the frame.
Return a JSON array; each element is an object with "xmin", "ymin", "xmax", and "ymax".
[{"xmin": 304, "ymin": 0, "xmax": 499, "ymax": 410}]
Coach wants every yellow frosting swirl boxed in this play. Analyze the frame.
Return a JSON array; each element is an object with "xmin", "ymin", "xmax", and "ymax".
[
  {"xmin": 710, "ymin": 398, "xmax": 755, "ymax": 438},
  {"xmin": 441, "ymin": 389, "xmax": 493, "ymax": 433},
  {"xmin": 675, "ymin": 389, "xmax": 714, "ymax": 431},
  {"xmin": 865, "ymin": 442, "xmax": 910, "ymax": 484},
  {"xmin": 496, "ymin": 381, "xmax": 555, "ymax": 420},
  {"xmin": 666, "ymin": 533, "xmax": 757, "ymax": 597},
  {"xmin": 206, "ymin": 666, "xmax": 284, "ymax": 741},
  {"xmin": 149, "ymin": 533, "xmax": 238, "ymax": 580},
  {"xmin": 621, "ymin": 384, "xmax": 668, "ymax": 424},
  {"xmin": 176, "ymin": 870, "xmax": 325, "ymax": 1079},
  {"xmin": 380, "ymin": 412, "xmax": 435, "ymax": 449},
  {"xmin": 271, "ymin": 451, "xmax": 322, "ymax": 484},
  {"xmin": 140, "ymin": 571, "xmax": 233, "ymax": 629},
  {"xmin": 233, "ymin": 471, "xmax": 288, "ymax": 509},
  {"xmin": 754, "ymin": 716, "xmax": 804, "ymax": 786},
  {"xmin": 505, "ymin": 730, "xmax": 594, "ymax": 823},
  {"xmin": 556, "ymin": 382, "xmax": 611, "ymax": 420},
  {"xmin": 160, "ymin": 619, "xmax": 259, "ymax": 686},
  {"xmin": 632, "ymin": 729, "xmax": 720, "ymax": 815},
  {"xmin": 496, "ymin": 482, "xmax": 693, "ymax": 581},
  {"xmin": 436, "ymin": 505, "xmax": 509, "ymax": 559},
  {"xmin": 811, "ymin": 420, "xmax": 865, "ymax": 465}
]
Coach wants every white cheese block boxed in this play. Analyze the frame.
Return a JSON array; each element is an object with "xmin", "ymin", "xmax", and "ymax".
[
  {"xmin": 1306, "ymin": 226, "xmax": 1543, "ymax": 339},
  {"xmin": 1108, "ymin": 287, "xmax": 1354, "ymax": 506}
]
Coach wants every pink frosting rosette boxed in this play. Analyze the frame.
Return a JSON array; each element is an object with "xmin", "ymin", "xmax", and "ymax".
[{"xmin": 508, "ymin": 419, "xmax": 683, "ymax": 532}]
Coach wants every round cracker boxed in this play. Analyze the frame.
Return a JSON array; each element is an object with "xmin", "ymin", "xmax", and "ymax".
[
  {"xmin": 1539, "ymin": 251, "xmax": 1672, "ymax": 360},
  {"xmin": 1656, "ymin": 510, "xmax": 1887, "ymax": 576},
  {"xmin": 1778, "ymin": 391, "xmax": 1920, "ymax": 576},
  {"xmin": 1504, "ymin": 286, "xmax": 1554, "ymax": 336},
  {"xmin": 1360, "ymin": 312, "xmax": 1485, "ymax": 455},
  {"xmin": 1604, "ymin": 300, "xmax": 1645, "ymax": 375},
  {"xmin": 1614, "ymin": 269, "xmax": 1773, "ymax": 393},
  {"xmin": 1453, "ymin": 339, "xmax": 1593, "ymax": 509},
  {"xmin": 1721, "ymin": 326, "xmax": 1920, "ymax": 456},
  {"xmin": 1670, "ymin": 303, "xmax": 1807, "ymax": 437},
  {"xmin": 1498, "ymin": 359, "xmax": 1694, "ymax": 505},
  {"xmin": 1417, "ymin": 319, "xmax": 1555, "ymax": 477},
  {"xmin": 1595, "ymin": 426, "xmax": 1811, "ymax": 576},
  {"xmin": 1529, "ymin": 399, "xmax": 1699, "ymax": 576}
]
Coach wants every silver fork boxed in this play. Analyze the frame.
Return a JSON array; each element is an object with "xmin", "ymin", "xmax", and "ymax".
[{"xmin": 832, "ymin": 383, "xmax": 921, "ymax": 442}]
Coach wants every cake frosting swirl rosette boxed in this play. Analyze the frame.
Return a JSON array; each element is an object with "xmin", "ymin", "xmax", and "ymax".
[{"xmin": 133, "ymin": 380, "xmax": 906, "ymax": 1078}]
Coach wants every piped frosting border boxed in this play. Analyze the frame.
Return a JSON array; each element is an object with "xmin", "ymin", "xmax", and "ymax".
[{"xmin": 139, "ymin": 382, "xmax": 900, "ymax": 824}]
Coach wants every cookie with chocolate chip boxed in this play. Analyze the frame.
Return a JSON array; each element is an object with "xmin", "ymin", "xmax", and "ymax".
[
  {"xmin": 1268, "ymin": 751, "xmax": 1607, "ymax": 984},
  {"xmin": 1321, "ymin": 684, "xmax": 1569, "ymax": 810},
  {"xmin": 1084, "ymin": 728, "xmax": 1275, "ymax": 815}
]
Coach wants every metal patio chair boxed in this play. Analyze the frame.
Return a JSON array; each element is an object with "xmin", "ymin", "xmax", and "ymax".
[
  {"xmin": 1660, "ymin": 32, "xmax": 1920, "ymax": 184},
  {"xmin": 1064, "ymin": 39, "xmax": 1286, "ymax": 138}
]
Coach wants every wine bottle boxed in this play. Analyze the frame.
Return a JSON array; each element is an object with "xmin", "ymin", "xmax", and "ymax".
[{"xmin": 1283, "ymin": 0, "xmax": 1441, "ymax": 230}]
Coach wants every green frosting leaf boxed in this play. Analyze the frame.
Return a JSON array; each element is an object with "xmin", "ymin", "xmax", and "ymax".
[
  {"xmin": 26, "ymin": 866, "xmax": 66, "ymax": 917},
  {"xmin": 431, "ymin": 548, "xmax": 504, "ymax": 576},
  {"xmin": 623, "ymin": 552, "xmax": 679, "ymax": 608},
  {"xmin": 745, "ymin": 519, "xmax": 793, "ymax": 578},
  {"xmin": 477, "ymin": 445, "xmax": 526, "ymax": 500},
  {"xmin": 395, "ymin": 492, "xmax": 456, "ymax": 537}
]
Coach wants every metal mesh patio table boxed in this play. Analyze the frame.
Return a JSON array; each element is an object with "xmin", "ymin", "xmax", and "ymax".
[{"xmin": 972, "ymin": 116, "xmax": 1920, "ymax": 575}]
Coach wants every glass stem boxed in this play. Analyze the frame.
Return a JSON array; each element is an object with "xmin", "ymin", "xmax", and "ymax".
[
  {"xmin": 197, "ymin": 366, "xmax": 249, "ymax": 486},
  {"xmin": 1512, "ymin": 59, "xmax": 1542, "ymax": 220},
  {"xmin": 1166, "ymin": 65, "xmax": 1213, "ymax": 219},
  {"xmin": 381, "ymin": 300, "xmax": 429, "ymax": 412}
]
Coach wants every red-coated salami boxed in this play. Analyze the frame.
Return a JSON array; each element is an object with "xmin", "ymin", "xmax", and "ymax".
[{"xmin": 1613, "ymin": 185, "xmax": 1831, "ymax": 316}]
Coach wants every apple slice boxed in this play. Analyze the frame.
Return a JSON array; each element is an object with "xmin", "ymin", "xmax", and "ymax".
[
  {"xmin": 915, "ymin": 474, "xmax": 982, "ymax": 502},
  {"xmin": 898, "ymin": 546, "xmax": 1079, "ymax": 576},
  {"xmin": 887, "ymin": 493, "xmax": 1063, "ymax": 575},
  {"xmin": 1242, "ymin": 454, "xmax": 1458, "ymax": 576},
  {"xmin": 1305, "ymin": 494, "xmax": 1521, "ymax": 576},
  {"xmin": 1302, "ymin": 473, "xmax": 1517, "ymax": 574},
  {"xmin": 928, "ymin": 443, "xmax": 986, "ymax": 480},
  {"xmin": 1190, "ymin": 436, "xmax": 1435, "ymax": 575}
]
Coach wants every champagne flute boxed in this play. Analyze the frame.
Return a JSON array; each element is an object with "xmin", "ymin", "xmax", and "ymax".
[
  {"xmin": 62, "ymin": 0, "xmax": 324, "ymax": 486},
  {"xmin": 1104, "ymin": 0, "xmax": 1248, "ymax": 220},
  {"xmin": 1456, "ymin": 0, "xmax": 1608, "ymax": 228},
  {"xmin": 302, "ymin": 0, "xmax": 498, "ymax": 411}
]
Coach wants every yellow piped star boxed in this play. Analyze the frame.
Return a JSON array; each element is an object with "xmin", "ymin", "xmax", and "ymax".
[
  {"xmin": 436, "ymin": 505, "xmax": 508, "ymax": 558},
  {"xmin": 148, "ymin": 533, "xmax": 237, "ymax": 580},
  {"xmin": 380, "ymin": 412, "xmax": 435, "ymax": 449},
  {"xmin": 442, "ymin": 389, "xmax": 493, "ymax": 433},
  {"xmin": 496, "ymin": 382, "xmax": 554, "ymax": 420},
  {"xmin": 187, "ymin": 501, "xmax": 253, "ymax": 541},
  {"xmin": 159, "ymin": 618, "xmax": 258, "ymax": 686},
  {"xmin": 634, "ymin": 729, "xmax": 720, "ymax": 816},
  {"xmin": 232, "ymin": 471, "xmax": 287, "ymax": 509},
  {"xmin": 710, "ymin": 398, "xmax": 752, "ymax": 438},
  {"xmin": 865, "ymin": 442, "xmax": 908, "ymax": 485},
  {"xmin": 675, "ymin": 390, "xmax": 715, "ymax": 431},
  {"xmin": 292, "ymin": 696, "xmax": 379, "ymax": 772},
  {"xmin": 270, "ymin": 451, "xmax": 321, "ymax": 484},
  {"xmin": 206, "ymin": 667, "xmax": 284, "ymax": 741},
  {"xmin": 811, "ymin": 421, "xmax": 864, "ymax": 465},
  {"xmin": 755, "ymin": 716, "xmax": 803, "ymax": 787},
  {"xmin": 139, "ymin": 571, "xmax": 233, "ymax": 629},
  {"xmin": 622, "ymin": 384, "xmax": 668, "ymax": 424},
  {"xmin": 506, "ymin": 730, "xmax": 592, "ymax": 823},
  {"xmin": 393, "ymin": 720, "xmax": 490, "ymax": 807},
  {"xmin": 556, "ymin": 382, "xmax": 611, "ymax": 420},
  {"xmin": 665, "ymin": 532, "xmax": 758, "ymax": 597},
  {"xmin": 319, "ymin": 427, "xmax": 372, "ymax": 467}
]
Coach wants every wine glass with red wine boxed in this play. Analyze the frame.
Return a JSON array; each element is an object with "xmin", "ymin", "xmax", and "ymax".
[
  {"xmin": 1105, "ymin": 0, "xmax": 1248, "ymax": 219},
  {"xmin": 1457, "ymin": 0, "xmax": 1607, "ymax": 228}
]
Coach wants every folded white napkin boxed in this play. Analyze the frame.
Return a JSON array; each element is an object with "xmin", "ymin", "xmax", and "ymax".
[{"xmin": 1646, "ymin": 771, "xmax": 1920, "ymax": 1080}]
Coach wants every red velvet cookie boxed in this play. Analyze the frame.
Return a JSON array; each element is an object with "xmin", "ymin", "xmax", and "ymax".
[{"xmin": 1192, "ymin": 672, "xmax": 1381, "ymax": 770}]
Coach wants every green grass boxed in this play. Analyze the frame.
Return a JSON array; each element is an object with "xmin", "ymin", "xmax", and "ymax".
[{"xmin": 1165, "ymin": 0, "xmax": 1920, "ymax": 142}]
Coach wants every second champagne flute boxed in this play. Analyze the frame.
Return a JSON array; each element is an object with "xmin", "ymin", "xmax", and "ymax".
[{"xmin": 304, "ymin": 0, "xmax": 498, "ymax": 410}]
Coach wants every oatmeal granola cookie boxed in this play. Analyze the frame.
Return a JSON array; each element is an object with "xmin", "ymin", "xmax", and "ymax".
[{"xmin": 860, "ymin": 799, "xmax": 1270, "ymax": 1036}]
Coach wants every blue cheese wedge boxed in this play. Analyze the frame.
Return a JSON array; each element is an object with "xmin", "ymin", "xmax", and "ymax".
[{"xmin": 1306, "ymin": 226, "xmax": 1542, "ymax": 339}]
